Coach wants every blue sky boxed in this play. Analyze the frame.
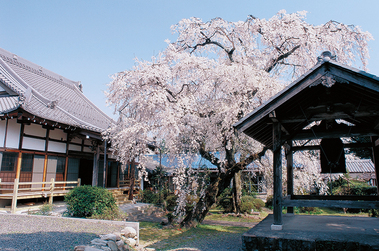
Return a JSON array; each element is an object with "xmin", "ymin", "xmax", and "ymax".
[{"xmin": 1, "ymin": 0, "xmax": 378, "ymax": 119}]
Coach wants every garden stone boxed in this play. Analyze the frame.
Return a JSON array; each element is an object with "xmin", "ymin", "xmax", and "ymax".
[
  {"xmin": 84, "ymin": 247, "xmax": 104, "ymax": 251},
  {"xmin": 116, "ymin": 240, "xmax": 124, "ymax": 250},
  {"xmin": 121, "ymin": 227, "xmax": 136, "ymax": 238},
  {"xmin": 106, "ymin": 240, "xmax": 118, "ymax": 251},
  {"xmin": 100, "ymin": 234, "xmax": 117, "ymax": 242},
  {"xmin": 90, "ymin": 238, "xmax": 108, "ymax": 246},
  {"xmin": 113, "ymin": 232, "xmax": 122, "ymax": 241},
  {"xmin": 124, "ymin": 238, "xmax": 136, "ymax": 247}
]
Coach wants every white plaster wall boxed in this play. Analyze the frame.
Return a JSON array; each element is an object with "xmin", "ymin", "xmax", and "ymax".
[
  {"xmin": 31, "ymin": 155, "xmax": 45, "ymax": 188},
  {"xmin": 68, "ymin": 144, "xmax": 81, "ymax": 151},
  {"xmin": 49, "ymin": 128, "xmax": 67, "ymax": 141},
  {"xmin": 0, "ymin": 120, "xmax": 6, "ymax": 147},
  {"xmin": 83, "ymin": 146, "xmax": 92, "ymax": 153},
  {"xmin": 5, "ymin": 119, "xmax": 20, "ymax": 149},
  {"xmin": 48, "ymin": 141, "xmax": 66, "ymax": 153},
  {"xmin": 46, "ymin": 157, "xmax": 57, "ymax": 182},
  {"xmin": 24, "ymin": 123, "xmax": 46, "ymax": 137},
  {"xmin": 22, "ymin": 137, "xmax": 45, "ymax": 151},
  {"xmin": 71, "ymin": 137, "xmax": 82, "ymax": 144}
]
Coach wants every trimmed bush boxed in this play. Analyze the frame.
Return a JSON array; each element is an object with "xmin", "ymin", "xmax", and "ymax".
[
  {"xmin": 139, "ymin": 189, "xmax": 159, "ymax": 204},
  {"xmin": 64, "ymin": 185, "xmax": 117, "ymax": 218},
  {"xmin": 240, "ymin": 196, "xmax": 265, "ymax": 213}
]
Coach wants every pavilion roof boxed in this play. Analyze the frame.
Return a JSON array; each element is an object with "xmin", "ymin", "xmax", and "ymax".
[{"xmin": 234, "ymin": 52, "xmax": 379, "ymax": 149}]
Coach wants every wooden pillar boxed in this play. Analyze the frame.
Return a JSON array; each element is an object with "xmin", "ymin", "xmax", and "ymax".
[
  {"xmin": 272, "ymin": 121, "xmax": 283, "ymax": 230},
  {"xmin": 371, "ymin": 136, "xmax": 379, "ymax": 196},
  {"xmin": 15, "ymin": 152, "xmax": 22, "ymax": 179},
  {"xmin": 103, "ymin": 141, "xmax": 107, "ymax": 188},
  {"xmin": 286, "ymin": 141, "xmax": 294, "ymax": 214},
  {"xmin": 92, "ymin": 143, "xmax": 99, "ymax": 187}
]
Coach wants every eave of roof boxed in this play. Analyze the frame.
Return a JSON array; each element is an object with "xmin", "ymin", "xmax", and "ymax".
[{"xmin": 0, "ymin": 47, "xmax": 115, "ymax": 133}]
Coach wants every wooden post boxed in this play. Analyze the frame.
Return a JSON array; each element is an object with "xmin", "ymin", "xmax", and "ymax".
[
  {"xmin": 92, "ymin": 143, "xmax": 99, "ymax": 187},
  {"xmin": 103, "ymin": 141, "xmax": 107, "ymax": 188},
  {"xmin": 77, "ymin": 178, "xmax": 81, "ymax": 187},
  {"xmin": 286, "ymin": 141, "xmax": 294, "ymax": 214},
  {"xmin": 117, "ymin": 162, "xmax": 120, "ymax": 188},
  {"xmin": 371, "ymin": 136, "xmax": 379, "ymax": 196},
  {"xmin": 15, "ymin": 152, "xmax": 22, "ymax": 179},
  {"xmin": 11, "ymin": 178, "xmax": 19, "ymax": 214},
  {"xmin": 49, "ymin": 178, "xmax": 55, "ymax": 205},
  {"xmin": 272, "ymin": 121, "xmax": 283, "ymax": 230}
]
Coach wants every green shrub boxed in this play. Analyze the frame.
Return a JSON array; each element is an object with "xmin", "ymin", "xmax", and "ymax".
[
  {"xmin": 240, "ymin": 196, "xmax": 265, "ymax": 213},
  {"xmin": 265, "ymin": 195, "xmax": 273, "ymax": 209},
  {"xmin": 139, "ymin": 189, "xmax": 159, "ymax": 204},
  {"xmin": 64, "ymin": 185, "xmax": 117, "ymax": 218},
  {"xmin": 89, "ymin": 207, "xmax": 128, "ymax": 221},
  {"xmin": 219, "ymin": 197, "xmax": 233, "ymax": 213},
  {"xmin": 40, "ymin": 202, "xmax": 53, "ymax": 215}
]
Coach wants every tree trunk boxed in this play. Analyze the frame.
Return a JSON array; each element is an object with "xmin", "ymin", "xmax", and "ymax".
[
  {"xmin": 180, "ymin": 147, "xmax": 268, "ymax": 227},
  {"xmin": 232, "ymin": 171, "xmax": 242, "ymax": 213}
]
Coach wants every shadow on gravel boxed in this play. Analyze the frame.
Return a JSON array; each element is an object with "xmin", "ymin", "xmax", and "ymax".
[
  {"xmin": 145, "ymin": 225, "xmax": 249, "ymax": 251},
  {"xmin": 0, "ymin": 231, "xmax": 97, "ymax": 251}
]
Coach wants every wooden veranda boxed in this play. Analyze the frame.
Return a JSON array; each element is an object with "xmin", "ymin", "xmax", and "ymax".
[{"xmin": 234, "ymin": 52, "xmax": 379, "ymax": 230}]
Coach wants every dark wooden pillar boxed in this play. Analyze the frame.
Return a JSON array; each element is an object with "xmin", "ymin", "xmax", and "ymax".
[
  {"xmin": 92, "ymin": 142, "xmax": 100, "ymax": 187},
  {"xmin": 272, "ymin": 121, "xmax": 283, "ymax": 229},
  {"xmin": 103, "ymin": 141, "xmax": 107, "ymax": 188},
  {"xmin": 286, "ymin": 141, "xmax": 294, "ymax": 214},
  {"xmin": 371, "ymin": 136, "xmax": 379, "ymax": 196}
]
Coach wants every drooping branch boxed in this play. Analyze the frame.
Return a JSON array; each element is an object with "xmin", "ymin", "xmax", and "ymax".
[
  {"xmin": 265, "ymin": 45, "xmax": 301, "ymax": 73},
  {"xmin": 190, "ymin": 38, "xmax": 235, "ymax": 62},
  {"xmin": 165, "ymin": 83, "xmax": 189, "ymax": 103}
]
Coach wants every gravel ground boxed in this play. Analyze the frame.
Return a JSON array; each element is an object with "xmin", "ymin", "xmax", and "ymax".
[{"xmin": 0, "ymin": 214, "xmax": 128, "ymax": 251}]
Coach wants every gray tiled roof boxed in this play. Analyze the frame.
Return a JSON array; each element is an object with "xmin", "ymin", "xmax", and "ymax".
[
  {"xmin": 0, "ymin": 48, "xmax": 114, "ymax": 132},
  {"xmin": 346, "ymin": 159, "xmax": 375, "ymax": 173}
]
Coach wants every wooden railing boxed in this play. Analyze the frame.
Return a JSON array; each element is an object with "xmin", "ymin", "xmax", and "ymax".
[{"xmin": 0, "ymin": 178, "xmax": 81, "ymax": 213}]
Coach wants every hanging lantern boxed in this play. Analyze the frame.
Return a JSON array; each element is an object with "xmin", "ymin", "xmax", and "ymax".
[{"xmin": 320, "ymin": 138, "xmax": 346, "ymax": 173}]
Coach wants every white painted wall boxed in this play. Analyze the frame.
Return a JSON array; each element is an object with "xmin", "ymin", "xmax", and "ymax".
[
  {"xmin": 48, "ymin": 141, "xmax": 66, "ymax": 153},
  {"xmin": 71, "ymin": 137, "xmax": 82, "ymax": 144},
  {"xmin": 83, "ymin": 146, "xmax": 92, "ymax": 153},
  {"xmin": 24, "ymin": 123, "xmax": 46, "ymax": 137},
  {"xmin": 31, "ymin": 155, "xmax": 45, "ymax": 188},
  {"xmin": 49, "ymin": 128, "xmax": 67, "ymax": 141},
  {"xmin": 5, "ymin": 119, "xmax": 20, "ymax": 149},
  {"xmin": 46, "ymin": 156, "xmax": 57, "ymax": 182},
  {"xmin": 68, "ymin": 144, "xmax": 81, "ymax": 151},
  {"xmin": 0, "ymin": 120, "xmax": 6, "ymax": 147},
  {"xmin": 22, "ymin": 137, "xmax": 45, "ymax": 151}
]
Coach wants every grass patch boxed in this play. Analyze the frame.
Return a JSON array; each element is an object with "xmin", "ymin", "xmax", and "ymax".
[
  {"xmin": 139, "ymin": 221, "xmax": 249, "ymax": 250},
  {"xmin": 205, "ymin": 208, "xmax": 270, "ymax": 223}
]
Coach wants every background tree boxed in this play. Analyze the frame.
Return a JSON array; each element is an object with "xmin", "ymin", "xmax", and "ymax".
[{"xmin": 106, "ymin": 10, "xmax": 372, "ymax": 227}]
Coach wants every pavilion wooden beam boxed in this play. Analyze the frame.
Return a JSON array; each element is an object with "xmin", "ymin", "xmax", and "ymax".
[
  {"xmin": 272, "ymin": 121, "xmax": 283, "ymax": 230},
  {"xmin": 290, "ymin": 128, "xmax": 379, "ymax": 141},
  {"xmin": 291, "ymin": 142, "xmax": 373, "ymax": 152}
]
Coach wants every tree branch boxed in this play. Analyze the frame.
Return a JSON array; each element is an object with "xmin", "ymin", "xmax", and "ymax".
[{"xmin": 265, "ymin": 45, "xmax": 301, "ymax": 73}]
